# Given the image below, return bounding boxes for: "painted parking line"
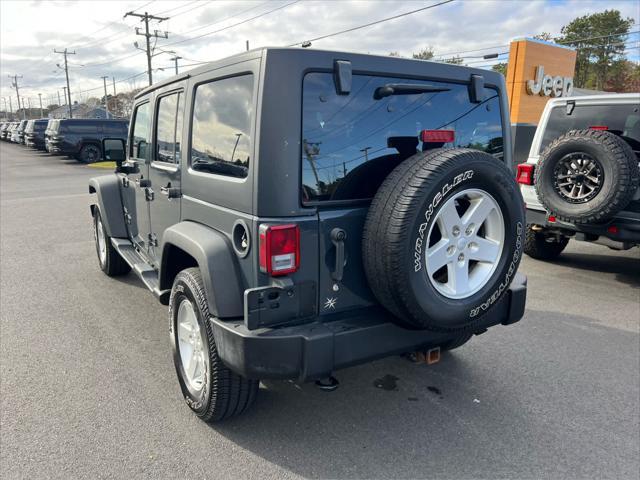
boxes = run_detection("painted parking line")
[87,161,116,169]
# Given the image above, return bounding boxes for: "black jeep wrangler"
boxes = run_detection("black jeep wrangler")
[89,48,527,422]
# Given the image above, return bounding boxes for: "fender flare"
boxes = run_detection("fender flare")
[88,174,127,238]
[160,222,244,319]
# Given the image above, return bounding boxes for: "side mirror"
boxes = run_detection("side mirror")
[103,138,127,171]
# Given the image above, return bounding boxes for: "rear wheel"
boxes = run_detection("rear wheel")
[523,224,569,260]
[170,268,259,423]
[79,144,102,164]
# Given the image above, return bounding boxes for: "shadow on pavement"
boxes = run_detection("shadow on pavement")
[554,249,640,287]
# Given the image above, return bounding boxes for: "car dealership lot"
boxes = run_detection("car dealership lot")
[0,141,638,479]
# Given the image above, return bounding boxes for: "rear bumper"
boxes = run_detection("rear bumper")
[211,273,527,381]
[526,207,640,243]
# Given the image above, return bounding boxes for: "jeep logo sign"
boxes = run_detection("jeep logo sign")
[526,65,574,97]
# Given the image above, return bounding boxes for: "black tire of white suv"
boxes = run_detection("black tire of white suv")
[170,268,259,422]
[535,129,639,224]
[363,149,525,331]
[523,224,569,260]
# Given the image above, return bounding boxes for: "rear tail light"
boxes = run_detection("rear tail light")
[607,225,618,234]
[589,125,608,131]
[259,224,300,276]
[548,215,557,223]
[420,129,455,143]
[516,163,535,185]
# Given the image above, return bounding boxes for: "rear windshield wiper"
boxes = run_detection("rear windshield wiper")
[373,83,451,100]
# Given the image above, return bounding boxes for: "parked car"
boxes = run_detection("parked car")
[23,119,49,150]
[3,122,16,141]
[517,93,640,258]
[44,119,60,152]
[0,122,13,140]
[48,118,129,162]
[11,120,28,143]
[89,48,527,422]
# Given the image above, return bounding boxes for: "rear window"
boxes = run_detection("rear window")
[103,122,128,135]
[540,103,640,153]
[301,72,504,202]
[60,122,99,134]
[190,74,254,178]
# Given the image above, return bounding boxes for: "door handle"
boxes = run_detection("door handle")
[330,228,347,282]
[134,177,151,188]
[160,186,181,199]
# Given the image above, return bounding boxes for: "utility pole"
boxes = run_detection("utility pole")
[112,76,117,96]
[54,48,76,118]
[169,55,182,75]
[101,76,110,118]
[27,97,32,119]
[8,74,24,119]
[124,11,169,86]
[38,93,44,118]
[57,90,62,106]
[9,97,13,118]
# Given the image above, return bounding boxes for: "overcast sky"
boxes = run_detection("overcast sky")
[1,0,638,108]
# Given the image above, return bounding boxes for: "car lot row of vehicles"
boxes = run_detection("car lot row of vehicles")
[0,117,128,163]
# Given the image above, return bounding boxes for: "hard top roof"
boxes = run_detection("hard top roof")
[134,46,505,99]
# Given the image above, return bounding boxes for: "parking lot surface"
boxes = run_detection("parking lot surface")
[1,141,639,479]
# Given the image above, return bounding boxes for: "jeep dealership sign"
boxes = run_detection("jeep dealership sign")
[526,65,574,97]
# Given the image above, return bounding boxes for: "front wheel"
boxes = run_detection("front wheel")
[93,209,130,276]
[170,268,259,423]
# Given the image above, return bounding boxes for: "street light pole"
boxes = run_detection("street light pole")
[38,93,44,118]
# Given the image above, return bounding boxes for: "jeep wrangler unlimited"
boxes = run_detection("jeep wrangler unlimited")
[90,48,527,422]
[517,93,640,259]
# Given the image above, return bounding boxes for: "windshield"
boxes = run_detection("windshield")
[540,103,640,154]
[301,72,504,202]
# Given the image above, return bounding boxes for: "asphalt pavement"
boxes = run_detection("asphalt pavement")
[1,141,639,479]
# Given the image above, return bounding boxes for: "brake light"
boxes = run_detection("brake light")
[607,225,618,234]
[589,126,608,131]
[548,215,556,223]
[259,224,300,276]
[420,129,455,143]
[516,163,535,185]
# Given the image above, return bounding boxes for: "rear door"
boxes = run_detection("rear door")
[301,71,506,316]
[147,89,184,265]
[124,101,152,257]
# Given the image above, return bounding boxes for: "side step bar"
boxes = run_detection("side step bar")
[111,238,170,304]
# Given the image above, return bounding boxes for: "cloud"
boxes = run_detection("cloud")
[1,0,638,104]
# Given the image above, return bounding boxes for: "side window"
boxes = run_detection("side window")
[130,102,151,159]
[190,74,253,178]
[155,92,184,164]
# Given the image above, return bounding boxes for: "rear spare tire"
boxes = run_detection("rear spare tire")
[535,129,639,223]
[363,149,525,331]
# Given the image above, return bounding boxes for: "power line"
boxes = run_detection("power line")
[286,0,456,47]
[433,29,640,60]
[162,1,269,39]
[161,0,300,48]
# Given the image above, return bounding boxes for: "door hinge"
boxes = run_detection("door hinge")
[123,207,132,225]
[122,177,130,188]
[145,188,154,201]
[148,233,158,247]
